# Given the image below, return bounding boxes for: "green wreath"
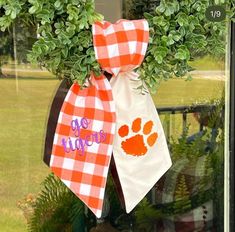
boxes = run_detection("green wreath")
[0,0,234,92]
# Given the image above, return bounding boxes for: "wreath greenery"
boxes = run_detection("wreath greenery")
[0,0,103,85]
[0,0,234,91]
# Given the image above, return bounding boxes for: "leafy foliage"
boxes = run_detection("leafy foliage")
[135,198,162,232]
[161,127,215,210]
[174,175,191,212]
[133,107,224,232]
[171,126,208,162]
[0,0,103,85]
[27,173,125,232]
[1,0,234,90]
[28,174,85,232]
[138,0,234,92]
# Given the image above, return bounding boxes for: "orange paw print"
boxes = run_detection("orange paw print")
[118,118,158,156]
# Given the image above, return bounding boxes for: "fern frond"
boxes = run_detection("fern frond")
[28,174,85,232]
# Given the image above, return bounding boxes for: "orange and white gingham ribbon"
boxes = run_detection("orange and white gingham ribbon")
[48,19,171,218]
[50,74,116,218]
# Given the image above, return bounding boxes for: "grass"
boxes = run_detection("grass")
[1,55,224,79]
[0,78,59,232]
[153,78,224,107]
[0,73,224,231]
[153,78,224,140]
[189,55,225,71]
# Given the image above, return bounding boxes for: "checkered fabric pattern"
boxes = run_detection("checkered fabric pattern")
[49,19,151,217]
[92,19,149,76]
[155,156,213,205]
[50,74,116,218]
[155,156,214,231]
[157,201,214,232]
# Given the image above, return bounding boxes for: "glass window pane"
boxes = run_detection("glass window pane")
[0,1,232,231]
[0,22,58,231]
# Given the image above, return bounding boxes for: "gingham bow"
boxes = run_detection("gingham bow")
[92,19,149,76]
[47,19,171,218]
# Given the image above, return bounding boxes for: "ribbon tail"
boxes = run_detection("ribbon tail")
[110,71,172,213]
[48,74,116,218]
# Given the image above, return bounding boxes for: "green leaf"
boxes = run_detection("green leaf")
[54,0,61,9]
[143,12,153,20]
[165,5,175,16]
[167,34,175,45]
[29,6,37,14]
[155,55,163,64]
[10,10,17,19]
[175,46,190,60]
[177,12,188,26]
[156,2,166,13]
[62,47,68,57]
[173,33,181,41]
[5,8,11,16]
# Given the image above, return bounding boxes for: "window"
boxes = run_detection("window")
[0,1,233,231]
